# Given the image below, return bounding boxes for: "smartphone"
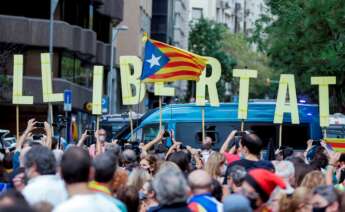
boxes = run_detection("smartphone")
[35,122,45,128]
[87,130,94,136]
[32,134,43,140]
[312,140,321,146]
[163,130,170,138]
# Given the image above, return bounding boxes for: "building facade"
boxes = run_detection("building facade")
[0,0,124,135]
[190,0,267,36]
[115,0,152,113]
[150,0,190,106]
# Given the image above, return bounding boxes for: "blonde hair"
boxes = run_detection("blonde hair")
[127,168,151,192]
[204,152,226,178]
[300,170,326,191]
[279,187,311,212]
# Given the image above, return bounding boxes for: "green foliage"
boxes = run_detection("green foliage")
[188,19,237,101]
[222,32,279,98]
[252,0,345,112]
[188,18,277,101]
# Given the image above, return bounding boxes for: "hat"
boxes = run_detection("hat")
[223,194,252,212]
[245,168,286,202]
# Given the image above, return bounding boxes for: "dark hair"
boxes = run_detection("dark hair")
[167,151,190,173]
[116,186,139,212]
[240,133,263,155]
[60,147,91,184]
[24,146,56,175]
[0,190,29,207]
[310,148,329,170]
[211,179,223,202]
[93,152,117,183]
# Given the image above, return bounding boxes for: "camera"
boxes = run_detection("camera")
[34,122,45,128]
[86,130,95,136]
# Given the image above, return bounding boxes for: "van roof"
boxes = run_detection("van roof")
[141,102,320,125]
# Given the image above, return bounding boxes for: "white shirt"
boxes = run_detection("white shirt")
[53,193,122,212]
[22,175,68,207]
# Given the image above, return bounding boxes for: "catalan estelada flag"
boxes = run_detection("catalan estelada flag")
[325,138,345,152]
[141,36,207,82]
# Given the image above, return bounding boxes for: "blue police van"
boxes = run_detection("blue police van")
[124,102,322,150]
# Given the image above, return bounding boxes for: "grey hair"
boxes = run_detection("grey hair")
[152,168,188,206]
[122,149,137,163]
[24,146,56,175]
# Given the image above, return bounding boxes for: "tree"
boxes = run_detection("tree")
[252,0,345,112]
[188,19,237,101]
[188,18,277,101]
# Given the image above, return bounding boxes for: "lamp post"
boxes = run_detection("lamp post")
[108,25,128,114]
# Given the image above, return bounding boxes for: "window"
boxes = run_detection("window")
[192,8,203,20]
[60,54,93,87]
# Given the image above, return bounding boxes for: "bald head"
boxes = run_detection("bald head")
[188,170,212,193]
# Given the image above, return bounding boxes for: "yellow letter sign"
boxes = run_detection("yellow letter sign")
[233,69,258,120]
[119,56,146,105]
[274,74,299,124]
[40,53,63,102]
[196,57,221,106]
[311,76,336,128]
[92,66,104,115]
[154,82,175,96]
[12,55,33,104]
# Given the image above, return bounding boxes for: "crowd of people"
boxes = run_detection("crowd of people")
[0,118,345,212]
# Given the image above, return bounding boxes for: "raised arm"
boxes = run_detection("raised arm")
[77,130,89,147]
[44,121,52,149]
[220,130,237,154]
[142,130,164,152]
[16,119,36,150]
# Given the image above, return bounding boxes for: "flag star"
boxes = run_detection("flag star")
[146,54,161,68]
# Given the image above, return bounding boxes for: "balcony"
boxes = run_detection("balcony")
[97,0,124,22]
[0,76,92,110]
[0,15,112,66]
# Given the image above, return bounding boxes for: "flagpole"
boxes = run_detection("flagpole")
[202,107,205,143]
[16,105,19,141]
[159,96,163,131]
[279,124,283,147]
[241,119,245,131]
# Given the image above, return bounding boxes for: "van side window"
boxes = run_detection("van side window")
[195,125,219,144]
[142,124,167,144]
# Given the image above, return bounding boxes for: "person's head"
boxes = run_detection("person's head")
[98,129,107,143]
[272,160,295,189]
[188,169,213,195]
[111,168,128,193]
[310,149,329,170]
[140,155,159,175]
[24,146,56,179]
[152,168,188,206]
[223,194,252,212]
[60,147,91,184]
[300,170,326,191]
[167,151,191,173]
[104,143,121,161]
[239,132,263,157]
[202,136,213,150]
[0,190,29,208]
[291,159,314,187]
[205,152,226,178]
[279,187,312,212]
[211,179,223,202]
[121,149,137,171]
[312,185,340,212]
[226,165,247,193]
[93,152,117,183]
[140,180,156,201]
[242,168,286,210]
[127,168,151,192]
[275,146,294,161]
[116,185,139,212]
